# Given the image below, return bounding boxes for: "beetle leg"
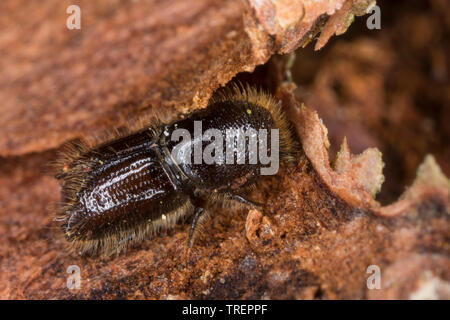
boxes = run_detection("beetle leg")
[225,193,263,209]
[187,206,204,248]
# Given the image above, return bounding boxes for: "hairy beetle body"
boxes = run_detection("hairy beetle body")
[55,86,297,256]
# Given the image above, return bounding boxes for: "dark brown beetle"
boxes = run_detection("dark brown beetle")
[55,86,296,256]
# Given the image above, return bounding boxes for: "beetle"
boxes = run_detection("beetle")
[55,85,297,256]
